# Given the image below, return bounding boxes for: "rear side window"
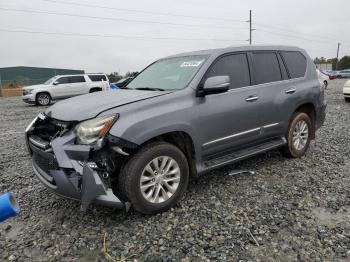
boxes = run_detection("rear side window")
[89,75,107,81]
[206,53,250,89]
[69,76,86,83]
[56,77,69,84]
[281,51,307,78]
[252,52,282,85]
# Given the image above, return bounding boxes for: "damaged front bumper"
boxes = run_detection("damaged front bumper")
[25,113,125,211]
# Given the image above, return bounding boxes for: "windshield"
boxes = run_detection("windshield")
[127,55,208,91]
[44,76,57,85]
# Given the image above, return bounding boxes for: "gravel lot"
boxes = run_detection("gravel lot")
[0,80,349,261]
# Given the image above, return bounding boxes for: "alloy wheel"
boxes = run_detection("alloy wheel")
[38,94,50,106]
[140,156,181,204]
[292,120,309,150]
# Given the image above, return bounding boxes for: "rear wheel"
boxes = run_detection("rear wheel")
[36,92,51,106]
[119,142,189,214]
[345,97,350,102]
[281,112,312,158]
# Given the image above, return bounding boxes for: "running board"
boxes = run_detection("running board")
[203,137,287,171]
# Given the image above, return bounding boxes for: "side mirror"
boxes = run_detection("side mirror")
[53,81,59,85]
[198,76,230,96]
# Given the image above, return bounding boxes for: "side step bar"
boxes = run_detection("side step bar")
[203,137,287,171]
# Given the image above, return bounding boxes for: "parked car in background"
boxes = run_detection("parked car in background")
[343,80,350,102]
[115,77,134,88]
[321,70,337,80]
[25,46,326,214]
[22,74,110,106]
[317,69,329,88]
[338,69,350,78]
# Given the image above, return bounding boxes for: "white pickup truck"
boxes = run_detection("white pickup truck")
[22,74,110,106]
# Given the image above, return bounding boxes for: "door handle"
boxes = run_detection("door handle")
[245,95,259,102]
[285,88,296,94]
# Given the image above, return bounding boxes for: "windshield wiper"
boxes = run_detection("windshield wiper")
[134,87,165,91]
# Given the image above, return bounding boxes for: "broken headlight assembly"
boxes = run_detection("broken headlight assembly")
[74,114,118,145]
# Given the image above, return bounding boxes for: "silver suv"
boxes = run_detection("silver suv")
[22,74,110,106]
[25,46,326,214]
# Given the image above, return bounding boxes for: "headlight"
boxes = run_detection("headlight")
[74,115,118,145]
[23,89,33,95]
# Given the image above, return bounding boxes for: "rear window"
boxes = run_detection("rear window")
[281,51,307,78]
[69,76,86,83]
[252,52,282,85]
[88,75,107,81]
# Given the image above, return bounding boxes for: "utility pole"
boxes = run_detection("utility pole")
[336,42,340,69]
[247,10,255,45]
[249,10,252,45]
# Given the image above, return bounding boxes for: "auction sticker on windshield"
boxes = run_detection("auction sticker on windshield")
[180,60,204,67]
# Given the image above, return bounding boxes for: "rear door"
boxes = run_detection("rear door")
[197,53,263,158]
[249,51,289,139]
[254,50,307,140]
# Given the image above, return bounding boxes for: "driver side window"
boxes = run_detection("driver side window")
[56,77,69,84]
[206,53,251,89]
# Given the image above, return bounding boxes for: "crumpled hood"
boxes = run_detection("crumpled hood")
[23,84,47,90]
[45,89,171,121]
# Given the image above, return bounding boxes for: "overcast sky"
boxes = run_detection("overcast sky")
[0,0,349,74]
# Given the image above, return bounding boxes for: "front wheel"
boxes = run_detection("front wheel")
[345,97,350,102]
[119,142,189,214]
[281,112,312,158]
[36,92,51,106]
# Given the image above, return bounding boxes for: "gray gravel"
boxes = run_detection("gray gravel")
[0,80,349,261]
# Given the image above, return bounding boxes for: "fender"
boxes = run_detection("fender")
[110,122,203,164]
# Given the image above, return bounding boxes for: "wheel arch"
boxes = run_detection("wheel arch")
[119,127,200,178]
[36,90,52,98]
[89,87,102,92]
[292,102,316,139]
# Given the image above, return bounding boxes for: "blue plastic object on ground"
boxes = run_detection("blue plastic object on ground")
[0,192,20,222]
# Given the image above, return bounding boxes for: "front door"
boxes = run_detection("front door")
[196,53,263,159]
[50,76,71,98]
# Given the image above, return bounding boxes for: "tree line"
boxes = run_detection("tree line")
[107,71,139,83]
[314,56,350,70]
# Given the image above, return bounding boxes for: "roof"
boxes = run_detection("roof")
[165,45,305,58]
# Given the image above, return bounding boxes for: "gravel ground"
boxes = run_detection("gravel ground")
[0,80,349,261]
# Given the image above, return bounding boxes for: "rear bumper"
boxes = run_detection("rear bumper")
[25,115,124,211]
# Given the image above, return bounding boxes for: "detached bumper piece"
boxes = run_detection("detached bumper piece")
[26,115,124,211]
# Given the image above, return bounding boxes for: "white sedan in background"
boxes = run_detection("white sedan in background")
[316,69,329,89]
[343,80,350,102]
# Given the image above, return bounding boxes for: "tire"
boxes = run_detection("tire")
[119,142,189,214]
[345,97,350,102]
[281,112,312,158]
[36,92,51,106]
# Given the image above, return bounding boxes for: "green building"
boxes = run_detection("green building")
[0,66,85,88]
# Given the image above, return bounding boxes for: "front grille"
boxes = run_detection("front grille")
[33,151,59,175]
[32,116,73,142]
